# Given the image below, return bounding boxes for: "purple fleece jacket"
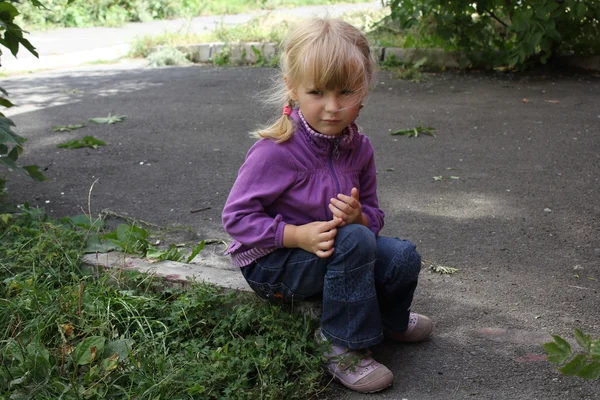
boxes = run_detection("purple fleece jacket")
[222,109,384,266]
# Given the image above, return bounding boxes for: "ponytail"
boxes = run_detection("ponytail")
[251,98,296,143]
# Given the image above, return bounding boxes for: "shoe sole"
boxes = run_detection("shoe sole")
[328,369,393,393]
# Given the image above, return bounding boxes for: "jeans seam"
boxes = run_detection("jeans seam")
[321,326,383,348]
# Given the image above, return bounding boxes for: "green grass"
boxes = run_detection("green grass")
[0,206,324,399]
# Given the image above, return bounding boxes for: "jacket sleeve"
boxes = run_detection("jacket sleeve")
[222,140,296,249]
[359,137,385,235]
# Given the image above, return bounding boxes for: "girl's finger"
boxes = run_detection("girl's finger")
[336,193,357,208]
[332,196,353,210]
[319,239,334,251]
[323,217,342,231]
[320,229,337,241]
[329,204,346,220]
[317,247,334,258]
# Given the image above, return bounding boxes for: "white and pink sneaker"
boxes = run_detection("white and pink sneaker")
[315,328,393,393]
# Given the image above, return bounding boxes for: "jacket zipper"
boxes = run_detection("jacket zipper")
[328,138,341,194]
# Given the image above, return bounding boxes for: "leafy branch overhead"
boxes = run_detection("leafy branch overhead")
[0,115,46,181]
[0,2,39,59]
[0,0,54,189]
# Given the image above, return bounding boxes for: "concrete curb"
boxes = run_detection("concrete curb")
[172,42,278,64]
[159,42,465,68]
[81,251,324,318]
[161,42,600,71]
[82,251,251,291]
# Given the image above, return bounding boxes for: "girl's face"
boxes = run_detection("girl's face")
[291,80,364,136]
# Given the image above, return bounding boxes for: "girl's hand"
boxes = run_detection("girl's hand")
[329,187,366,227]
[284,218,342,258]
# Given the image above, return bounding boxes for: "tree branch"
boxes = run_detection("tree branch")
[482,7,510,28]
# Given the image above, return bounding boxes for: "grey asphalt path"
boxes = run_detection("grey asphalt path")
[4,63,599,399]
[2,1,383,72]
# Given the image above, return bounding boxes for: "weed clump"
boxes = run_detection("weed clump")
[0,206,323,399]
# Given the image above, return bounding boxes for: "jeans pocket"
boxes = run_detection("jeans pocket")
[246,281,304,303]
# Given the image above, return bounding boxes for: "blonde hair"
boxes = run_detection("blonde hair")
[254,18,375,143]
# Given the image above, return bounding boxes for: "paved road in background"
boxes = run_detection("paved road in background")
[4,62,599,399]
[2,1,383,72]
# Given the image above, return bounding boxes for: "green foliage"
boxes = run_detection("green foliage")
[249,45,278,68]
[85,221,206,263]
[146,241,206,263]
[0,1,38,59]
[147,46,192,67]
[213,46,231,66]
[57,135,106,149]
[102,223,151,254]
[0,1,46,192]
[0,114,46,182]
[17,0,184,29]
[543,329,600,380]
[0,209,325,398]
[384,0,600,68]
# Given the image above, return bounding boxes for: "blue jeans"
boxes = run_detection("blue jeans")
[241,224,421,349]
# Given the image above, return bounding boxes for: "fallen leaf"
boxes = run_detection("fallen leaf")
[89,115,127,124]
[522,98,530,103]
[57,136,106,149]
[544,100,560,104]
[53,123,85,132]
[433,176,443,181]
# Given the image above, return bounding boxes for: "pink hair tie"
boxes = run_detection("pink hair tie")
[283,105,292,116]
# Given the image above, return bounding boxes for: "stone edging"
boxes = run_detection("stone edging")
[82,251,251,291]
[165,42,464,68]
[162,42,600,71]
[81,252,323,318]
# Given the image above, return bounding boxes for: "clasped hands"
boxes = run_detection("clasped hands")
[285,188,367,258]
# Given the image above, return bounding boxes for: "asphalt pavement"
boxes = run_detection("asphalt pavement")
[2,3,600,399]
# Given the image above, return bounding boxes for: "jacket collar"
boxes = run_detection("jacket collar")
[291,109,356,155]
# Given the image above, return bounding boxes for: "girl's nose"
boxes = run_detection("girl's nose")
[324,95,340,113]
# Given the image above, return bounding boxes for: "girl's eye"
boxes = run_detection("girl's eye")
[341,89,355,95]
[309,90,322,95]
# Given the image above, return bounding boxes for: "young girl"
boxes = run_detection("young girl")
[222,18,432,394]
